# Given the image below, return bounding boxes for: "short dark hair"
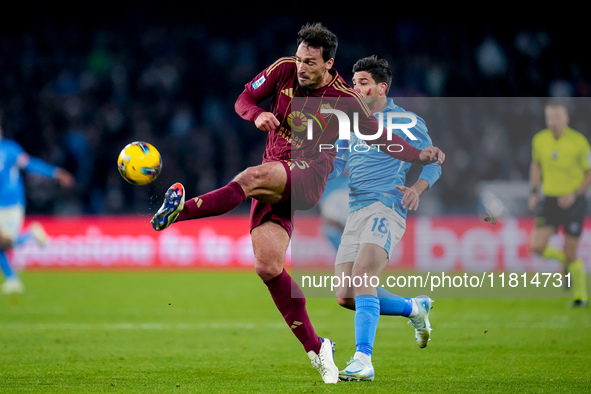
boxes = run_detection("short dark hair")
[296,22,338,62]
[352,55,393,94]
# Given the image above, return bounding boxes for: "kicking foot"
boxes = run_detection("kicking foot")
[2,278,24,294]
[151,183,185,231]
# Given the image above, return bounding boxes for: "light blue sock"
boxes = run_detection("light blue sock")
[354,294,380,356]
[0,250,17,280]
[15,231,32,247]
[376,287,414,317]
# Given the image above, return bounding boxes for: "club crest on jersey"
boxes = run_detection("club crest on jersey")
[252,75,266,90]
[287,107,328,134]
[287,111,308,133]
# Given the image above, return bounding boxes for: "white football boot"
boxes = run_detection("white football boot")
[29,221,49,248]
[151,183,185,231]
[339,356,375,381]
[408,295,433,348]
[1,278,25,294]
[307,337,339,384]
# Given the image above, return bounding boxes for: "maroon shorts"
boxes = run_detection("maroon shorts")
[249,156,331,238]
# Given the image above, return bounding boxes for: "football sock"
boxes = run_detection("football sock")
[176,181,246,222]
[354,350,372,365]
[354,294,380,357]
[569,259,588,300]
[376,287,414,317]
[264,269,322,354]
[541,245,567,265]
[15,231,32,247]
[0,250,16,280]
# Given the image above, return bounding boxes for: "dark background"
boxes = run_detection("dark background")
[1,3,588,215]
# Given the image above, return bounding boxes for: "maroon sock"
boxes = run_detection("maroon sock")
[265,269,322,354]
[176,181,246,222]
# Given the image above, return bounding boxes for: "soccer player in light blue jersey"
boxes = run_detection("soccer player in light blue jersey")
[331,56,443,381]
[0,122,74,294]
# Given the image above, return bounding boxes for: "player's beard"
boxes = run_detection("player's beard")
[298,69,325,89]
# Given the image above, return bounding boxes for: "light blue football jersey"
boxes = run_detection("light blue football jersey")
[0,138,26,207]
[331,99,441,219]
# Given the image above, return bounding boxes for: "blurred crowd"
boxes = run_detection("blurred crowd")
[1,8,589,216]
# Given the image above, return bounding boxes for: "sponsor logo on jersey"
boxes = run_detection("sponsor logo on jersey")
[252,75,266,90]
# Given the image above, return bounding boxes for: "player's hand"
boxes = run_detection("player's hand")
[419,146,445,165]
[557,193,576,209]
[396,185,420,211]
[255,112,280,132]
[55,168,75,188]
[528,193,539,212]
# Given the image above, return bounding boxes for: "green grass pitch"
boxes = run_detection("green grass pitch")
[1,270,590,393]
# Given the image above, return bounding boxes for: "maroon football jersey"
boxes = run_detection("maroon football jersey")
[235,57,422,166]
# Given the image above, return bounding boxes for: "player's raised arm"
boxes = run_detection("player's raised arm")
[235,89,267,124]
[350,93,445,165]
[17,152,75,188]
[235,57,293,131]
[364,115,445,165]
[418,145,445,166]
[235,66,274,123]
[254,112,280,132]
[235,87,280,132]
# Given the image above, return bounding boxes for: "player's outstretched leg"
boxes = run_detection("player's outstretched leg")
[408,295,434,348]
[29,222,49,248]
[0,250,24,294]
[151,183,185,231]
[308,337,339,384]
[152,180,248,231]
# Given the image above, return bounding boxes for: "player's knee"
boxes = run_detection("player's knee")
[0,237,13,251]
[529,241,546,255]
[254,257,283,282]
[234,166,266,193]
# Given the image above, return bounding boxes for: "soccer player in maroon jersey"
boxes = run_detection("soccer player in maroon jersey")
[151,23,445,384]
